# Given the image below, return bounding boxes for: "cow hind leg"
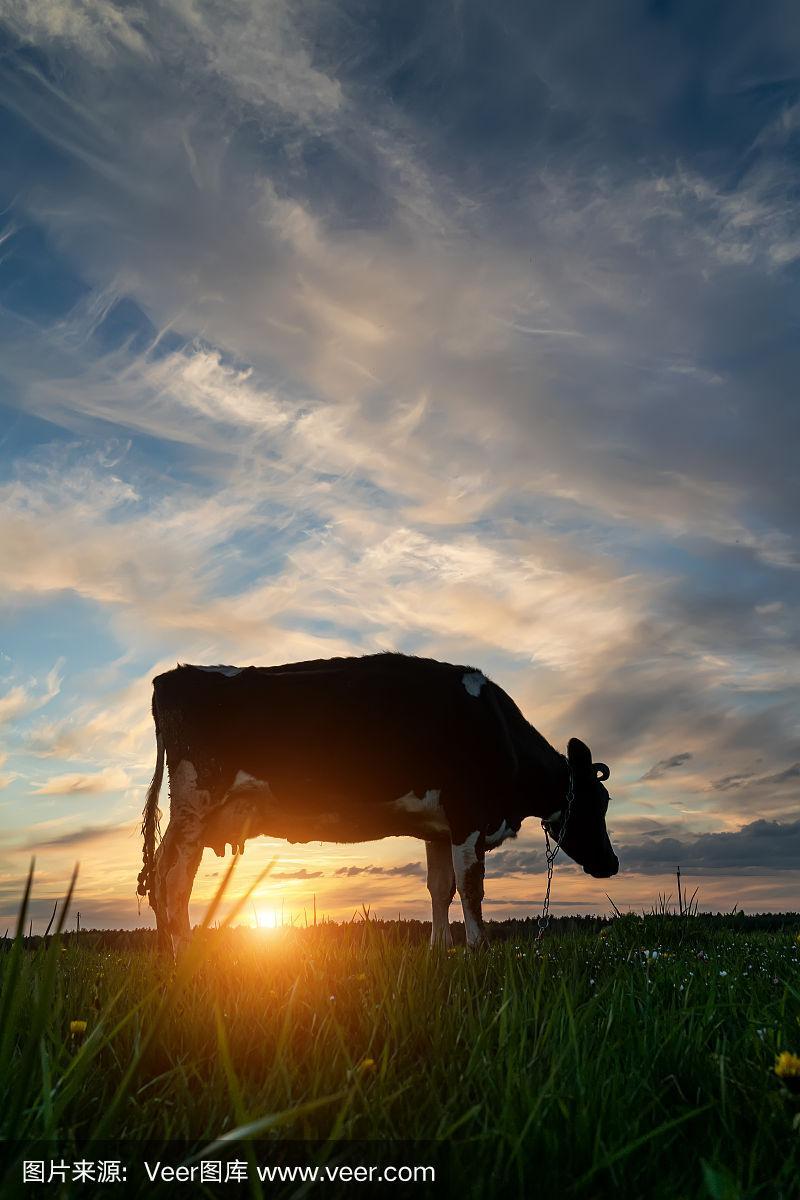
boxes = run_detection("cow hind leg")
[426,839,455,949]
[153,818,203,957]
[452,832,486,948]
[149,840,172,954]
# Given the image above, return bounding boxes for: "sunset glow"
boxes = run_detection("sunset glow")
[252,908,282,932]
[1,2,798,933]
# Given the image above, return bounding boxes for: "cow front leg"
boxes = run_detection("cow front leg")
[452,832,486,948]
[154,818,203,957]
[426,839,455,949]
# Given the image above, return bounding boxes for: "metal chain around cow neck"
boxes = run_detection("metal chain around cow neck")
[537,762,575,942]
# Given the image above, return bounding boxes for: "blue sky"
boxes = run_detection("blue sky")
[1,0,798,928]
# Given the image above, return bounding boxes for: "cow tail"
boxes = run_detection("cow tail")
[136,693,164,898]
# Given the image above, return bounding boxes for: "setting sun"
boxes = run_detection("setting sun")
[252,908,281,931]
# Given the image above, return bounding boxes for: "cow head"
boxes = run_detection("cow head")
[542,737,619,878]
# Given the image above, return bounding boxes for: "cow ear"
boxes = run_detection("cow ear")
[594,762,610,781]
[567,737,592,771]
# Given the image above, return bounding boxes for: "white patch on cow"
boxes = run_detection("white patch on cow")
[462,670,486,697]
[195,664,243,676]
[392,789,449,835]
[171,758,198,790]
[452,830,480,872]
[485,819,515,849]
[394,788,441,812]
[230,770,273,796]
[170,759,211,814]
[154,803,205,955]
[452,831,484,947]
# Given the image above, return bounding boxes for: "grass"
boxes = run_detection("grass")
[1,872,799,1198]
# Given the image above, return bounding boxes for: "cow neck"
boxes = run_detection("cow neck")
[518,743,571,822]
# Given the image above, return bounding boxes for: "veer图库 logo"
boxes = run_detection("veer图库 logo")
[140,1159,436,1185]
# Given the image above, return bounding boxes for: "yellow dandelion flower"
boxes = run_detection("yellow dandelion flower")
[358,1057,377,1074]
[69,1020,87,1036]
[353,973,367,982]
[775,1051,800,1077]
[775,1051,800,1092]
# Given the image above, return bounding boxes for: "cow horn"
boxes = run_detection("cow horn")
[594,762,610,781]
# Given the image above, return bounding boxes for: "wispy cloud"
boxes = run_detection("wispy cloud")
[0,661,63,725]
[2,0,149,62]
[269,868,324,882]
[640,753,693,781]
[31,767,130,795]
[333,863,425,878]
[23,821,128,849]
[712,762,800,792]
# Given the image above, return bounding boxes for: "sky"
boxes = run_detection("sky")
[0,0,798,931]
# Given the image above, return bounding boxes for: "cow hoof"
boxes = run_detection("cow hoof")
[466,937,488,951]
[169,931,193,959]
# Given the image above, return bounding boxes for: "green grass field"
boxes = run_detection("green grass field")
[2,874,799,1199]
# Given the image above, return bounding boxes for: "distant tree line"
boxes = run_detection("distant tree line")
[4,908,799,951]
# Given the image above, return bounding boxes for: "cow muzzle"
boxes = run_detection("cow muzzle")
[584,854,619,879]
